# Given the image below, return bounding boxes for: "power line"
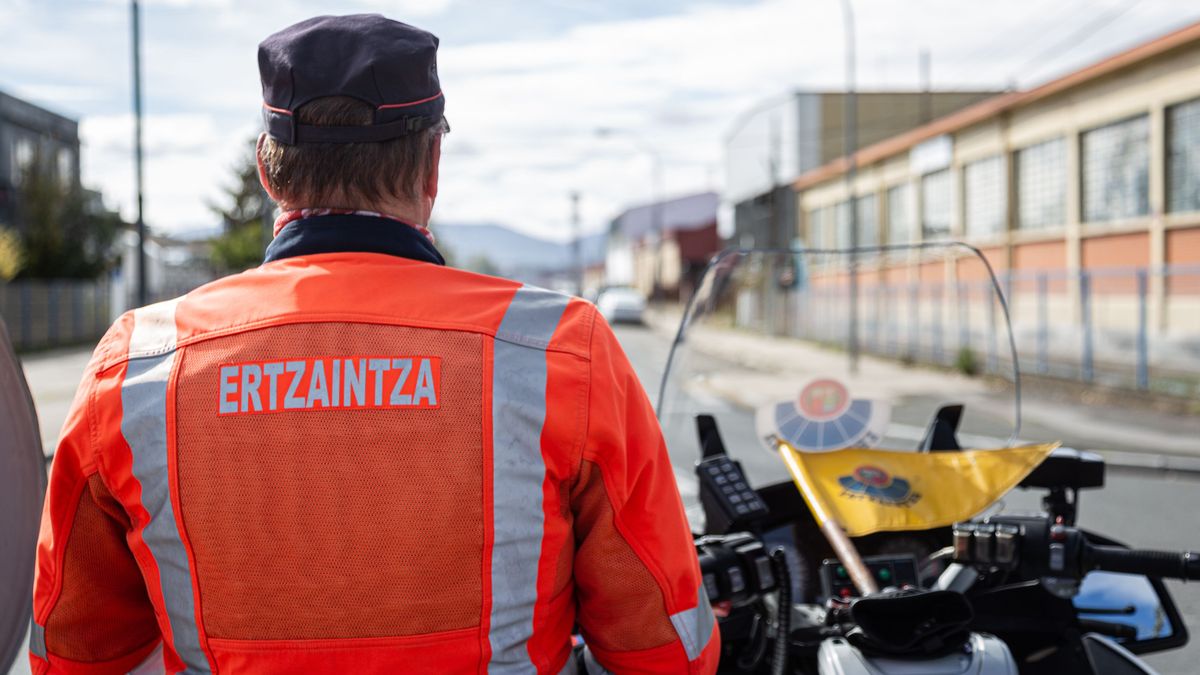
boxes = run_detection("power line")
[1010,0,1145,85]
[936,0,1090,85]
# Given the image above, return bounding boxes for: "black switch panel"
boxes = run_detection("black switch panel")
[697,455,769,533]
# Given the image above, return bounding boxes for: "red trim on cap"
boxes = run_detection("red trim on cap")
[262,102,293,116]
[377,91,444,110]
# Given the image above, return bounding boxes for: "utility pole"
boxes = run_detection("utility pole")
[842,0,859,374]
[919,48,932,123]
[131,0,147,306]
[570,191,582,296]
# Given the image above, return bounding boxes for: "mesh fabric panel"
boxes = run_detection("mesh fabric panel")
[174,322,484,640]
[44,474,160,662]
[571,461,678,652]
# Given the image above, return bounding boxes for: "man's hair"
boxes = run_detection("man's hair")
[258,96,447,207]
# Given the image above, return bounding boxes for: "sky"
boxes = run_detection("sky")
[1,0,1198,242]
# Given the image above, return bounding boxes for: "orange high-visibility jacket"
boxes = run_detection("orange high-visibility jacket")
[30,217,718,675]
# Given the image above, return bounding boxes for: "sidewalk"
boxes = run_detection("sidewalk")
[647,308,1200,461]
[18,345,93,456]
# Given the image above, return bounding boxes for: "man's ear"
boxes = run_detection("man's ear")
[256,133,281,202]
[424,133,441,203]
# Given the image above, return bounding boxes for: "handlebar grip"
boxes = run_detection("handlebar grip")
[1087,545,1200,581]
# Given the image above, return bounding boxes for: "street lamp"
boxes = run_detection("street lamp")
[595,127,665,302]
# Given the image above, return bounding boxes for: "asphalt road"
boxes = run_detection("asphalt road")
[611,321,1200,674]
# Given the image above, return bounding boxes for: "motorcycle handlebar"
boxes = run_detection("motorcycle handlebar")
[1085,545,1200,581]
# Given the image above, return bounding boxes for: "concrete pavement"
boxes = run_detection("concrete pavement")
[18,346,92,457]
[645,309,1200,460]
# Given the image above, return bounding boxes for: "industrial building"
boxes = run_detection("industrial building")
[0,89,81,227]
[787,20,1200,391]
[725,90,1002,249]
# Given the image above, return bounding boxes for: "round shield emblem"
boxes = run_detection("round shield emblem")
[797,378,850,421]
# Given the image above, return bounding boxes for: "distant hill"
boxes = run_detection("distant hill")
[434,222,605,275]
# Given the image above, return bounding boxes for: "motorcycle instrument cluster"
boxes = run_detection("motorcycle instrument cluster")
[818,555,920,601]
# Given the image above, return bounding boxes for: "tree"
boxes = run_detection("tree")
[465,254,500,276]
[12,151,120,279]
[209,140,271,272]
[0,227,20,280]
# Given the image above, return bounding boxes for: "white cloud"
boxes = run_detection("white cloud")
[80,112,257,230]
[2,0,1196,243]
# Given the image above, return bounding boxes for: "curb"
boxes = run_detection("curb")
[1096,450,1200,477]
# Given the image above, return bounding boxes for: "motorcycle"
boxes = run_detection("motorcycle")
[658,244,1199,674]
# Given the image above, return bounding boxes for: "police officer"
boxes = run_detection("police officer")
[31,14,717,674]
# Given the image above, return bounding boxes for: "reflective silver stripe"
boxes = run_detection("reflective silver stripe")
[488,286,569,673]
[494,286,572,350]
[127,298,181,357]
[669,585,717,662]
[121,300,210,674]
[29,618,45,659]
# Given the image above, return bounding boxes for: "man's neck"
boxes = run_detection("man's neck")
[280,200,427,226]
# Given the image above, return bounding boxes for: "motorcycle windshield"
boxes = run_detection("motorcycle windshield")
[657,244,1023,492]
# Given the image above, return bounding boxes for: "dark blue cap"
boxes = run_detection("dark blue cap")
[258,14,445,145]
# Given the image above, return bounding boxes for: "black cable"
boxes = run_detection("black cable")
[769,548,792,675]
[735,608,769,672]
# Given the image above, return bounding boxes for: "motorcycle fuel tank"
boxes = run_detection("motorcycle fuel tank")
[817,632,1018,675]
[0,320,46,672]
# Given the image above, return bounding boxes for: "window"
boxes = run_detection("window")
[12,137,34,186]
[57,147,75,187]
[808,206,839,249]
[964,155,1006,237]
[805,208,825,248]
[1081,115,1149,223]
[887,184,912,245]
[855,194,878,247]
[1168,97,1200,213]
[1016,138,1066,230]
[921,169,954,239]
[834,200,851,249]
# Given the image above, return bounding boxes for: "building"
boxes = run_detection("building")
[0,89,81,226]
[789,20,1200,390]
[606,191,720,300]
[725,90,1002,248]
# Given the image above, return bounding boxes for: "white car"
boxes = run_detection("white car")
[596,287,646,324]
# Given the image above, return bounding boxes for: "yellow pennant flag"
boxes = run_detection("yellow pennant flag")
[778,441,1060,537]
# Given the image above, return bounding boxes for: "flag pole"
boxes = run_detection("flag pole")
[778,444,879,595]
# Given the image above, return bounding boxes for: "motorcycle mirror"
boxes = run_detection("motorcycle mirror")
[0,319,46,672]
[1073,570,1188,656]
[1080,634,1159,675]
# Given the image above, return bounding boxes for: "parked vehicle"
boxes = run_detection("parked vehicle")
[596,285,647,324]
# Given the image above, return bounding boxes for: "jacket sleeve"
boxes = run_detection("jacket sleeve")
[571,315,719,674]
[30,354,162,675]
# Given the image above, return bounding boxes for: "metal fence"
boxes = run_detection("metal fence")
[0,278,113,352]
[750,263,1200,398]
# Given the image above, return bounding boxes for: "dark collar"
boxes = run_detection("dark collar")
[263,213,445,266]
